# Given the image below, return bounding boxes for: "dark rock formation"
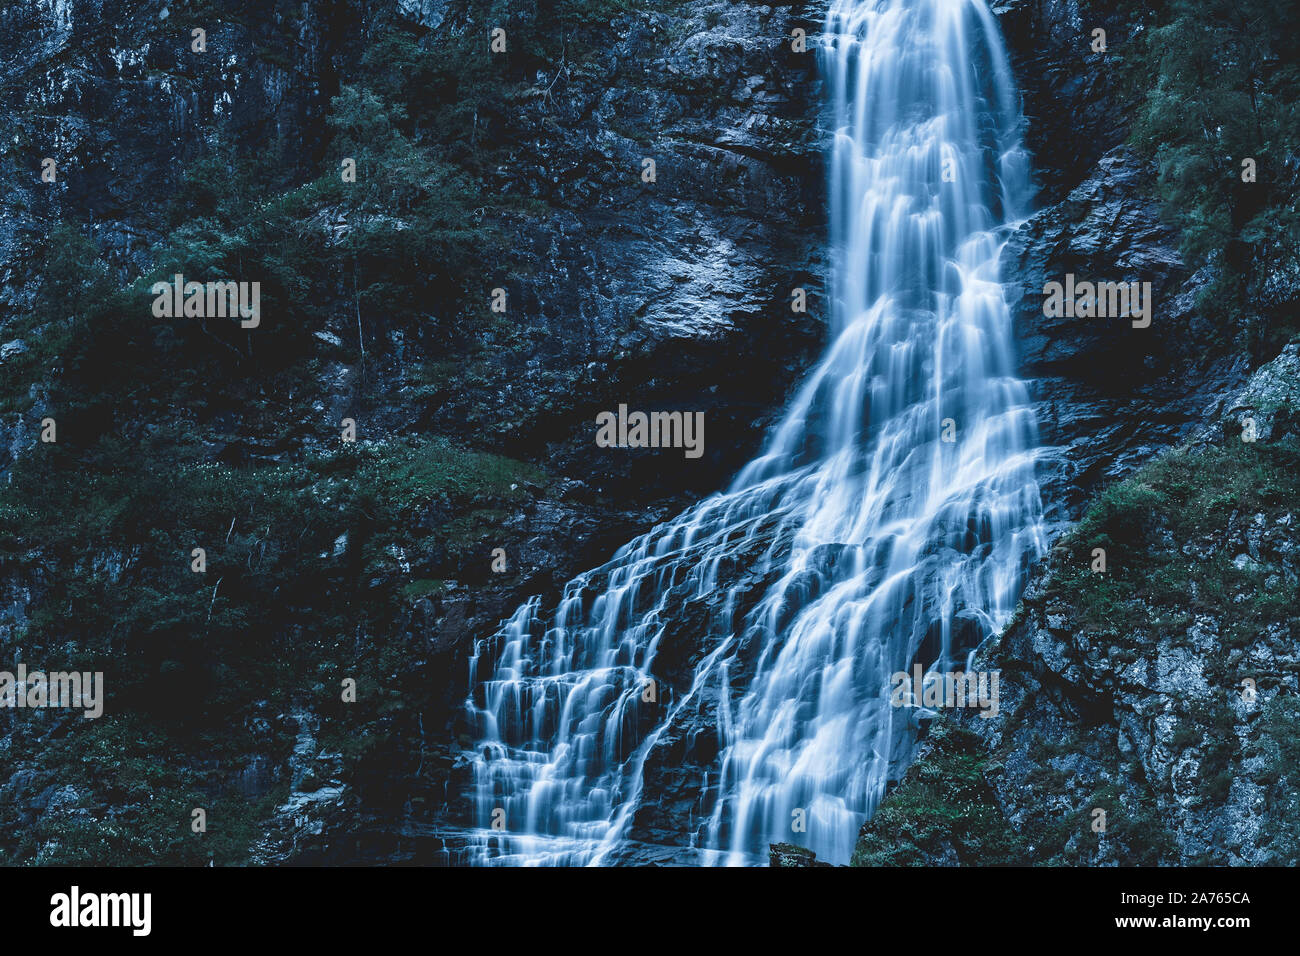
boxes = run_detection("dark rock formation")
[770,841,830,866]
[432,0,830,497]
[993,0,1132,203]
[988,3,1255,531]
[0,0,364,286]
[1003,145,1249,525]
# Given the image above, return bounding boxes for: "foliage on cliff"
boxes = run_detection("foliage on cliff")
[0,7,551,864]
[1117,0,1300,351]
[852,721,1028,866]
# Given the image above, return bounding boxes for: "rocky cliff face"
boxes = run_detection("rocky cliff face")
[1,0,1293,867]
[993,0,1131,202]
[0,0,362,298]
[991,0,1251,530]
[427,0,830,497]
[0,0,829,864]
[1,0,824,488]
[1005,145,1249,527]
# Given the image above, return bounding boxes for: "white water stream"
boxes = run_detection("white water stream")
[462,0,1045,866]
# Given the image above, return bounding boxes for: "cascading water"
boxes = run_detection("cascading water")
[460,0,1046,866]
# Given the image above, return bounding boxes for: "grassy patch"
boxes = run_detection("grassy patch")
[852,721,1027,866]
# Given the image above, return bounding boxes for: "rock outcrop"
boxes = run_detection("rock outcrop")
[856,345,1300,866]
[1003,146,1249,525]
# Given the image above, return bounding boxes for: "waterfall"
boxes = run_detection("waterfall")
[460,0,1045,867]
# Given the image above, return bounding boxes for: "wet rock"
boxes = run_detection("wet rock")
[994,0,1133,201]
[770,841,831,867]
[1004,146,1247,523]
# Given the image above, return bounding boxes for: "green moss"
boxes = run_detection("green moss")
[0,433,546,864]
[852,721,1027,866]
[1082,780,1179,865]
[401,578,447,600]
[1043,440,1300,656]
[0,716,293,867]
[1254,696,1300,860]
